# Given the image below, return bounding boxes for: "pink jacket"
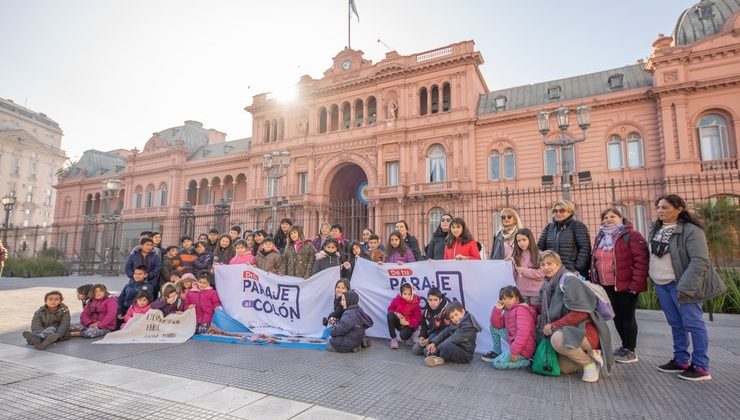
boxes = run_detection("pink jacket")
[230,253,255,265]
[514,250,544,297]
[80,295,118,331]
[122,303,151,328]
[491,303,537,359]
[184,287,221,324]
[387,293,422,329]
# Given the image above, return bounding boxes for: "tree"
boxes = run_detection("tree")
[694,196,740,265]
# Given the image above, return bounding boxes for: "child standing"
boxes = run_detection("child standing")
[122,292,152,329]
[384,231,416,264]
[323,278,351,326]
[412,288,449,356]
[424,301,482,366]
[176,236,198,275]
[185,274,222,334]
[387,283,422,349]
[160,246,180,288]
[312,238,347,275]
[213,234,235,266]
[489,286,536,369]
[79,284,118,338]
[22,291,71,350]
[193,241,214,280]
[511,228,544,304]
[281,226,317,279]
[366,234,385,263]
[230,239,255,265]
[118,265,154,322]
[151,283,185,317]
[327,291,374,353]
[254,237,283,274]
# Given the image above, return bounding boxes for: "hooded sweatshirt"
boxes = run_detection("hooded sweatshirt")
[122,303,151,328]
[419,296,450,339]
[430,311,482,361]
[329,291,374,352]
[387,289,422,329]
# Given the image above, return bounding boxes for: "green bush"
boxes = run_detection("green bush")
[638,268,740,314]
[3,257,68,277]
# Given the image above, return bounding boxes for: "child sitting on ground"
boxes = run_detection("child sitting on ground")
[255,237,283,274]
[185,273,222,334]
[387,283,422,349]
[78,284,118,338]
[424,301,482,367]
[22,290,71,350]
[118,265,154,322]
[489,286,536,369]
[482,288,508,363]
[412,288,449,356]
[76,284,94,309]
[230,239,255,265]
[327,291,374,353]
[323,278,350,326]
[151,283,185,317]
[122,291,152,329]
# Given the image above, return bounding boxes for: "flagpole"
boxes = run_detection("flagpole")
[347,0,351,48]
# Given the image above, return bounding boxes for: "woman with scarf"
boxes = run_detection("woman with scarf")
[490,208,523,260]
[648,194,725,382]
[537,200,592,279]
[590,208,648,364]
[539,250,614,383]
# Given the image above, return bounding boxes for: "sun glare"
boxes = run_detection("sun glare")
[273,85,297,102]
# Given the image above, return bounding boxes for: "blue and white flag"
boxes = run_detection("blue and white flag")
[349,0,360,21]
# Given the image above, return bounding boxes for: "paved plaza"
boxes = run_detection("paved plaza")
[1,275,738,420]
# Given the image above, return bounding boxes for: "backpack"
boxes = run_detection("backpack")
[559,272,615,321]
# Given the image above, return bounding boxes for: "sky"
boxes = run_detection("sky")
[1,0,697,161]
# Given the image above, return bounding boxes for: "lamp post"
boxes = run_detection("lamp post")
[537,104,591,200]
[101,179,122,275]
[2,192,17,246]
[262,150,290,235]
[179,201,195,239]
[213,198,231,234]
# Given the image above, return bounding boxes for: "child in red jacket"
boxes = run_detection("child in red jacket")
[387,283,422,349]
[185,273,222,334]
[489,286,536,369]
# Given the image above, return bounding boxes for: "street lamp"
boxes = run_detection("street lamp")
[101,179,122,275]
[537,104,591,199]
[262,150,290,234]
[2,192,17,246]
[213,198,231,234]
[179,201,195,239]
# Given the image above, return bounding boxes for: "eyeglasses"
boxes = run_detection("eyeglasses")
[552,208,568,214]
[500,215,514,220]
[440,217,452,222]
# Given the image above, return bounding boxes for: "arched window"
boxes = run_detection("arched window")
[93,192,101,214]
[489,151,501,181]
[278,117,285,140]
[341,102,351,129]
[84,194,93,215]
[319,107,327,133]
[187,180,198,205]
[199,179,210,205]
[608,133,644,169]
[544,146,575,176]
[426,144,447,182]
[427,207,445,242]
[698,114,731,161]
[145,185,155,208]
[607,135,624,169]
[442,82,451,112]
[159,183,168,207]
[430,85,439,114]
[626,133,644,168]
[354,99,364,127]
[419,87,428,116]
[503,148,516,179]
[271,119,278,142]
[133,187,143,209]
[222,175,234,202]
[367,97,377,125]
[263,120,270,143]
[330,104,339,131]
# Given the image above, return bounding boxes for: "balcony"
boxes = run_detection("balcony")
[701,158,738,172]
[408,180,460,196]
[375,185,406,199]
[121,207,170,217]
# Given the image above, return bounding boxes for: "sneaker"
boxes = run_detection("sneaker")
[35,333,59,351]
[582,363,600,382]
[678,365,712,382]
[591,349,604,369]
[657,359,690,373]
[615,349,639,364]
[23,331,41,346]
[404,336,415,346]
[361,337,371,348]
[613,347,627,357]
[425,356,445,367]
[389,338,398,349]
[480,351,498,363]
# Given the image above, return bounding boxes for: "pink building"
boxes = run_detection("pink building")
[53,1,740,266]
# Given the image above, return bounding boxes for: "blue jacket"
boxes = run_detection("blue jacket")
[125,250,162,285]
[193,252,213,277]
[118,279,154,316]
[329,304,373,352]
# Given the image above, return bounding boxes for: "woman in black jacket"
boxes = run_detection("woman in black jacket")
[537,200,592,278]
[425,213,453,260]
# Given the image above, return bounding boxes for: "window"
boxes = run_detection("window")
[489,152,501,181]
[278,117,285,140]
[547,85,562,101]
[698,114,731,161]
[419,88,428,115]
[608,134,644,169]
[330,104,339,131]
[63,198,71,216]
[428,207,445,242]
[386,161,400,186]
[263,120,270,143]
[442,83,451,112]
[385,223,396,238]
[341,102,351,129]
[267,177,278,198]
[504,149,516,179]
[633,204,649,236]
[44,190,52,206]
[26,185,33,203]
[544,146,574,176]
[11,157,19,176]
[159,184,168,207]
[626,133,644,168]
[431,85,439,114]
[133,187,143,209]
[367,97,377,125]
[354,100,364,127]
[608,74,624,90]
[319,107,327,133]
[426,144,446,182]
[491,211,501,238]
[145,185,154,208]
[298,172,308,194]
[608,135,624,169]
[494,96,507,111]
[30,162,37,178]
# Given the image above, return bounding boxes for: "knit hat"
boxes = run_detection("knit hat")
[181,273,196,281]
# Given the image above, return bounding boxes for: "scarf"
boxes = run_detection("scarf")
[294,241,305,252]
[500,226,517,245]
[597,224,625,251]
[650,223,676,258]
[537,265,566,330]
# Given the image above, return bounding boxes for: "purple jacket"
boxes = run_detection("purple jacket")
[80,295,118,331]
[384,249,416,264]
[151,296,184,317]
[184,287,221,324]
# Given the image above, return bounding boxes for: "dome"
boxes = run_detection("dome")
[672,0,740,46]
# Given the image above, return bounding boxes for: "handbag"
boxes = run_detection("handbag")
[531,337,561,376]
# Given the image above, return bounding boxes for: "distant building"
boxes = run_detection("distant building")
[53,1,740,263]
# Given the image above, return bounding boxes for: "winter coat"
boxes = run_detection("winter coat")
[230,253,255,265]
[329,304,374,352]
[387,293,422,329]
[403,234,423,261]
[255,249,283,274]
[537,216,592,278]
[118,279,154,316]
[490,230,517,260]
[514,250,545,297]
[344,253,369,280]
[311,235,330,253]
[213,246,235,266]
[281,241,317,279]
[176,247,198,275]
[591,224,649,292]
[122,303,151,327]
[80,295,118,331]
[327,296,344,320]
[151,296,185,317]
[193,252,214,277]
[384,249,416,264]
[491,303,537,359]
[419,297,449,339]
[312,252,344,275]
[274,230,290,254]
[443,237,482,260]
[31,303,71,339]
[430,311,481,360]
[124,249,162,285]
[161,255,180,284]
[425,228,448,260]
[184,287,221,324]
[205,239,218,255]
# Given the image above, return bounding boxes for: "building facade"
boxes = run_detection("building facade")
[53,1,740,265]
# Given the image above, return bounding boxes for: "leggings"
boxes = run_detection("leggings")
[387,312,414,340]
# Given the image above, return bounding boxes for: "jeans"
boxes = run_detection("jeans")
[387,312,414,340]
[655,282,709,369]
[604,286,639,351]
[430,341,473,363]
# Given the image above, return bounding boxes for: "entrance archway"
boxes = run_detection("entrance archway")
[328,164,368,241]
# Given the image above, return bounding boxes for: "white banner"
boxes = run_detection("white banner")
[93,308,196,344]
[351,258,515,353]
[215,264,339,338]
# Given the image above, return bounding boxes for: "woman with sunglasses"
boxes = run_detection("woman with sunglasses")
[425,213,453,260]
[490,208,523,260]
[537,200,592,279]
[443,217,481,260]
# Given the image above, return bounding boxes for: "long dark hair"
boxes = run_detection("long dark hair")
[650,194,705,237]
[287,225,305,245]
[433,213,453,237]
[387,230,409,255]
[445,217,474,247]
[512,228,538,268]
[349,241,365,257]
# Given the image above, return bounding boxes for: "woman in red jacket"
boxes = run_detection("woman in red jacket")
[444,217,481,260]
[590,208,649,364]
